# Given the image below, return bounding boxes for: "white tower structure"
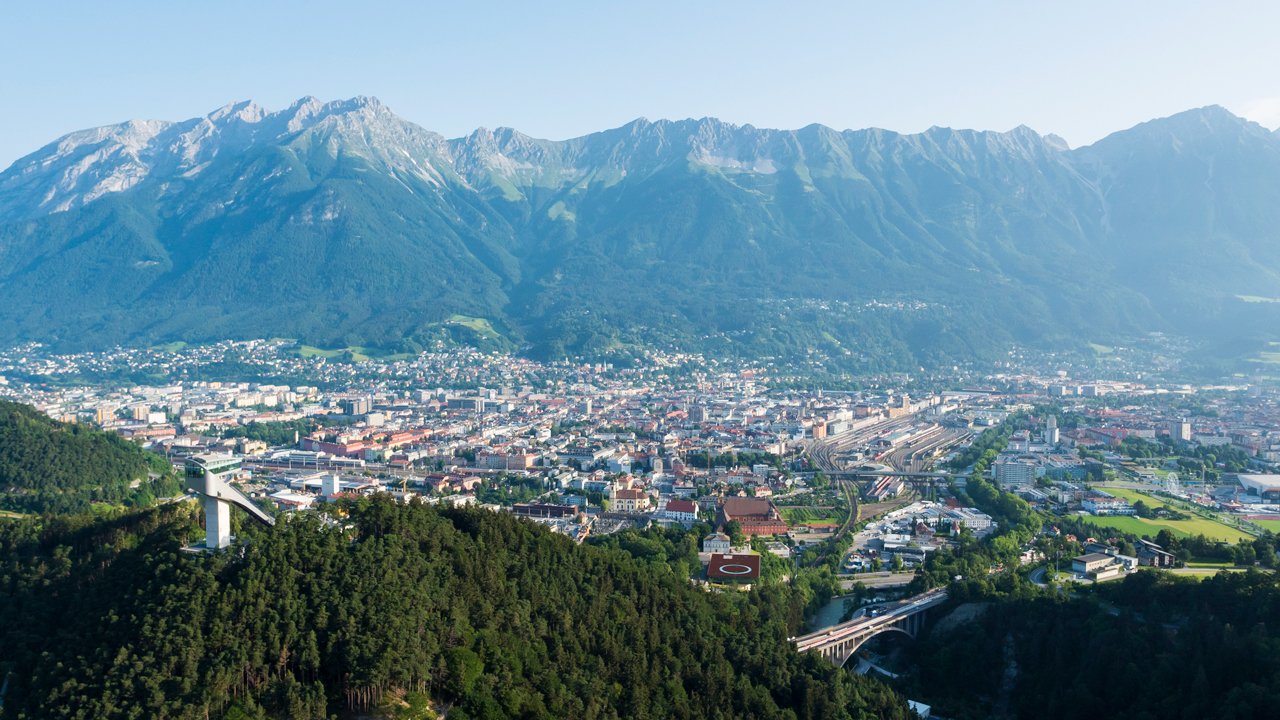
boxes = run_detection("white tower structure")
[185,454,275,549]
[1045,415,1060,445]
[322,473,342,499]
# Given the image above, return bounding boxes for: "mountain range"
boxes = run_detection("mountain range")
[2,97,1279,371]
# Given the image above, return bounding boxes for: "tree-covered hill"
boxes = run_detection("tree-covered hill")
[3,99,1280,370]
[0,498,911,719]
[0,400,179,513]
[907,570,1280,720]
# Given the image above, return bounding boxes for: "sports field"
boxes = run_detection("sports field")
[1087,486,1254,542]
[1083,514,1251,543]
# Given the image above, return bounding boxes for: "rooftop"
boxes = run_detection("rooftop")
[1239,474,1280,491]
[1075,552,1113,563]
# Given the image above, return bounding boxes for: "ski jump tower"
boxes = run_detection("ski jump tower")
[184,454,275,549]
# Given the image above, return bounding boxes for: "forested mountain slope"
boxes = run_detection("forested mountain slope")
[0,499,910,719]
[909,570,1280,720]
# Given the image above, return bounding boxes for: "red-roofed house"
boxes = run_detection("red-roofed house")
[663,498,699,523]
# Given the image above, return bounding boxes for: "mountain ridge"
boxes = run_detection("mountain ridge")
[1,97,1278,371]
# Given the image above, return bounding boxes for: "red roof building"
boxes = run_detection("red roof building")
[708,553,762,580]
[663,498,699,522]
[718,497,787,536]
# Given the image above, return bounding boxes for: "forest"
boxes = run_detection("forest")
[0,497,911,719]
[906,570,1280,720]
[0,400,180,513]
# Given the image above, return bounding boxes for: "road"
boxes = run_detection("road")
[840,571,916,590]
[1027,565,1049,587]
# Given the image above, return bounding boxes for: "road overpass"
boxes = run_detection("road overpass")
[839,571,916,590]
[791,588,948,667]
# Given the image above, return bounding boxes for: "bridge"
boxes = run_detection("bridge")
[791,588,948,667]
[823,469,952,479]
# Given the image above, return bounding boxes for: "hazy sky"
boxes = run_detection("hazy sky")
[2,1,1278,169]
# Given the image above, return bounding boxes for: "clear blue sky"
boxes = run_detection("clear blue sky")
[2,0,1278,169]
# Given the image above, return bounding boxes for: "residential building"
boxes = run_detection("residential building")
[1136,539,1176,568]
[1083,495,1134,515]
[663,498,699,523]
[1170,418,1192,443]
[946,507,994,537]
[702,532,731,553]
[995,457,1040,487]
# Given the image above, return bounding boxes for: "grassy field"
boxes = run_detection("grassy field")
[1100,487,1172,508]
[150,341,189,353]
[779,506,845,526]
[1249,518,1280,532]
[1247,341,1280,366]
[1092,486,1255,543]
[295,345,416,362]
[1167,567,1252,580]
[446,314,502,340]
[1083,514,1252,543]
[298,345,371,361]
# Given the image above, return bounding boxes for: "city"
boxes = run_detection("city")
[6,339,1280,717]
[6,339,1280,577]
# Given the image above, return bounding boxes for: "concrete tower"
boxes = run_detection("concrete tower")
[322,473,342,499]
[185,454,275,549]
[1045,415,1059,445]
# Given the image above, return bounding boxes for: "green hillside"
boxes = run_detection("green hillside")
[0,498,911,719]
[908,571,1280,720]
[0,401,179,513]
